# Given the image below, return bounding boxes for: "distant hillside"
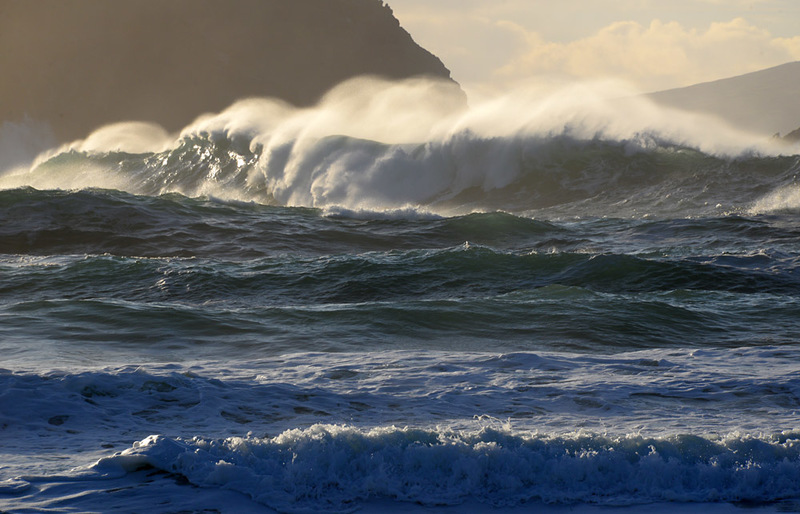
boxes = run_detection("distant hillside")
[784,127,800,143]
[0,0,462,142]
[646,61,800,137]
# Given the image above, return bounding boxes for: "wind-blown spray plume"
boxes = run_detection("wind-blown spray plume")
[1,77,797,216]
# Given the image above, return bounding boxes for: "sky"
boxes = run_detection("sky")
[386,0,800,96]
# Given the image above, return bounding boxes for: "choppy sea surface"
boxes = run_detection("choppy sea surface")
[2,79,800,512]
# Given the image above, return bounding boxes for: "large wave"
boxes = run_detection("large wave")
[2,77,799,217]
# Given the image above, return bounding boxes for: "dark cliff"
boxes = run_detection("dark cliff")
[0,0,461,142]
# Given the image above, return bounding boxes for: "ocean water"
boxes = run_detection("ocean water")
[1,78,800,513]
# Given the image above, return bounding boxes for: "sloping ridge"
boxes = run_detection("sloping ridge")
[0,0,462,143]
[646,61,800,136]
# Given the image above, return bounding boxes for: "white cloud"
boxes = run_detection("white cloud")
[492,17,800,92]
[387,1,800,94]
[390,8,527,86]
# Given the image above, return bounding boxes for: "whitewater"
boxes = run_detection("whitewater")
[1,77,800,513]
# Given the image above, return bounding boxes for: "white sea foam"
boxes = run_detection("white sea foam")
[1,77,791,215]
[103,427,800,511]
[1,344,799,511]
[1,347,798,471]
[11,425,800,513]
[749,183,800,214]
[321,205,445,220]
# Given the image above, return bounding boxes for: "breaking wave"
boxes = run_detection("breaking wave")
[72,427,800,512]
[2,77,798,218]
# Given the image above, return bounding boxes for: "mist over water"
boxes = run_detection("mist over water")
[3,76,796,217]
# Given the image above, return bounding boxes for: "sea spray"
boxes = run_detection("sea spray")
[2,77,793,216]
[82,428,800,512]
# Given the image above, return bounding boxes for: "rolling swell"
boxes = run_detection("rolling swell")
[3,191,800,354]
[0,188,562,257]
[5,187,800,257]
[5,235,800,304]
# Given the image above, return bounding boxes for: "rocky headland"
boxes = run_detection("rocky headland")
[0,0,461,142]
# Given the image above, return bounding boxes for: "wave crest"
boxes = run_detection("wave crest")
[3,78,798,217]
[92,427,800,512]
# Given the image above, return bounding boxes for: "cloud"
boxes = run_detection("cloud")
[493,17,800,91]
[390,8,529,87]
[388,0,800,94]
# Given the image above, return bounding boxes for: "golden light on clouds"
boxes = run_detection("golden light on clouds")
[387,1,800,95]
[496,17,800,92]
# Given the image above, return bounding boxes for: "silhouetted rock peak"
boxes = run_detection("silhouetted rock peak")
[0,0,462,142]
